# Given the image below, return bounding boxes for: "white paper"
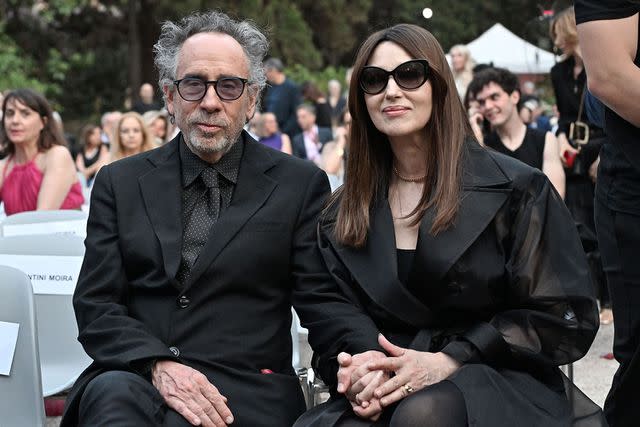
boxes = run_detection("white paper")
[0,321,19,376]
[2,219,87,237]
[0,255,83,295]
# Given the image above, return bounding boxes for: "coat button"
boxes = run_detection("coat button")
[169,346,180,357]
[177,295,190,308]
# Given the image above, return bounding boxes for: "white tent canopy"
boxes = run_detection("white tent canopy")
[466,23,558,74]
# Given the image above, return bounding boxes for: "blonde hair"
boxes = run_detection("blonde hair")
[111,112,155,160]
[550,7,578,52]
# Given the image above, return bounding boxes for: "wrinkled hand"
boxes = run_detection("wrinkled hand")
[366,335,461,408]
[152,360,234,426]
[558,133,579,167]
[337,350,387,420]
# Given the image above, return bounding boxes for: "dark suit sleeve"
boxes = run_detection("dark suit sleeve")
[442,172,599,368]
[292,171,382,387]
[73,165,177,371]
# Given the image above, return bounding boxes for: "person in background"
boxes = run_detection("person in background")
[294,23,601,427]
[320,108,350,190]
[255,112,293,154]
[100,111,122,147]
[328,79,347,129]
[449,44,475,100]
[132,83,162,115]
[143,110,170,146]
[0,88,83,215]
[76,124,110,187]
[110,111,155,161]
[263,57,302,137]
[292,104,333,163]
[576,1,640,425]
[302,81,332,128]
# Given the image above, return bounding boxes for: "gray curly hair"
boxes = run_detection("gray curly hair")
[153,11,269,110]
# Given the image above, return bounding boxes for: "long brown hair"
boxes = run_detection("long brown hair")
[1,89,66,156]
[333,24,474,247]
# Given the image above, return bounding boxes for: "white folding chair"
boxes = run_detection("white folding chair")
[0,209,87,237]
[0,266,46,426]
[0,234,92,397]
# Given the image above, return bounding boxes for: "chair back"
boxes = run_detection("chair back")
[0,266,45,426]
[0,209,87,237]
[0,234,92,397]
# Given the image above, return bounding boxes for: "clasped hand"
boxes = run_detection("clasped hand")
[152,360,234,426]
[337,334,461,420]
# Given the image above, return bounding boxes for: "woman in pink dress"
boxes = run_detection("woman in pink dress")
[0,89,84,216]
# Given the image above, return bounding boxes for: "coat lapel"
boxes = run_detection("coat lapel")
[185,137,277,289]
[139,137,183,288]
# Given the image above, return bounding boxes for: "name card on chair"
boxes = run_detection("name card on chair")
[0,255,83,295]
[2,219,87,238]
[0,321,19,376]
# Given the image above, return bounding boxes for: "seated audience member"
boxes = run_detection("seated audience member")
[301,81,332,128]
[468,67,565,198]
[100,110,122,147]
[320,109,350,190]
[61,10,332,427]
[256,112,293,154]
[0,89,83,215]
[294,23,602,427]
[292,104,333,163]
[110,111,155,161]
[143,110,170,146]
[76,124,110,187]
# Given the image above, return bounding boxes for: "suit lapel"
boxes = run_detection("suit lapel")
[185,138,277,289]
[139,137,182,288]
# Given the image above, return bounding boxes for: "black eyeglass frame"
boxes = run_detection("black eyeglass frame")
[359,59,431,95]
[173,76,250,102]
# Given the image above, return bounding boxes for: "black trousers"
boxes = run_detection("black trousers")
[77,370,193,426]
[595,196,640,427]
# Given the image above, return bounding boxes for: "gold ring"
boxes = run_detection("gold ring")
[404,384,414,394]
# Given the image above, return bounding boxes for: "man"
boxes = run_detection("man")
[292,104,333,163]
[468,67,565,198]
[132,82,163,114]
[263,57,302,137]
[100,110,122,147]
[61,11,330,427]
[576,2,640,426]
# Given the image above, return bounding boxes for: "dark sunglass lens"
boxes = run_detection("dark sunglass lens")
[395,62,427,90]
[360,68,387,94]
[216,78,244,100]
[179,78,206,100]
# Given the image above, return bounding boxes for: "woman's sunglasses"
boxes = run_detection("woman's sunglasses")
[359,59,430,95]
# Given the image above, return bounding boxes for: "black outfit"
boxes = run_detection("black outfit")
[132,100,163,115]
[329,96,347,125]
[263,77,303,137]
[576,2,640,427]
[294,142,603,426]
[314,101,333,129]
[80,146,104,185]
[485,127,546,170]
[61,131,331,427]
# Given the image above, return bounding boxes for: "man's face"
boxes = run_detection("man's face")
[296,108,315,131]
[164,32,257,162]
[140,84,154,103]
[475,82,519,128]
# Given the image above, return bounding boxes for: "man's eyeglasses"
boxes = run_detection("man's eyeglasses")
[173,77,249,102]
[359,59,430,95]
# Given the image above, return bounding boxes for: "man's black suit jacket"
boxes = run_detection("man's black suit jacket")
[292,127,334,160]
[62,133,331,427]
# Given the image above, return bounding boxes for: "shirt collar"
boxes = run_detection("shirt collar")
[180,133,244,188]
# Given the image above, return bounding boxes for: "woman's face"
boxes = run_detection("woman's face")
[88,127,102,147]
[150,117,167,139]
[119,117,144,152]
[3,98,45,147]
[363,41,433,144]
[450,49,466,72]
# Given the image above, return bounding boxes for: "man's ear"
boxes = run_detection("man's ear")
[511,90,521,105]
[245,86,258,122]
[163,84,175,116]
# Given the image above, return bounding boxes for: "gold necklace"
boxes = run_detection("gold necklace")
[393,165,427,182]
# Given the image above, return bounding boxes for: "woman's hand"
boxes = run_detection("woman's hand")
[365,334,461,408]
[337,350,387,420]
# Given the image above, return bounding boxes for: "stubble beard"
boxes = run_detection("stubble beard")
[180,113,245,159]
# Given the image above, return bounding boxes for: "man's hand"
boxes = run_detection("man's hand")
[336,350,387,420]
[152,360,234,427]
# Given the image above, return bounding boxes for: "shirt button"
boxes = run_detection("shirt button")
[178,295,190,308]
[169,346,180,357]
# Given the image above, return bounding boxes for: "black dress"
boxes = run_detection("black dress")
[294,142,604,427]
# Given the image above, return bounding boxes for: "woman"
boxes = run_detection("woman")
[110,111,155,161]
[295,24,601,427]
[301,81,333,128]
[550,7,611,325]
[321,109,350,190]
[142,110,169,146]
[328,79,347,129]
[256,112,293,154]
[0,89,83,215]
[449,44,474,100]
[76,124,109,187]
